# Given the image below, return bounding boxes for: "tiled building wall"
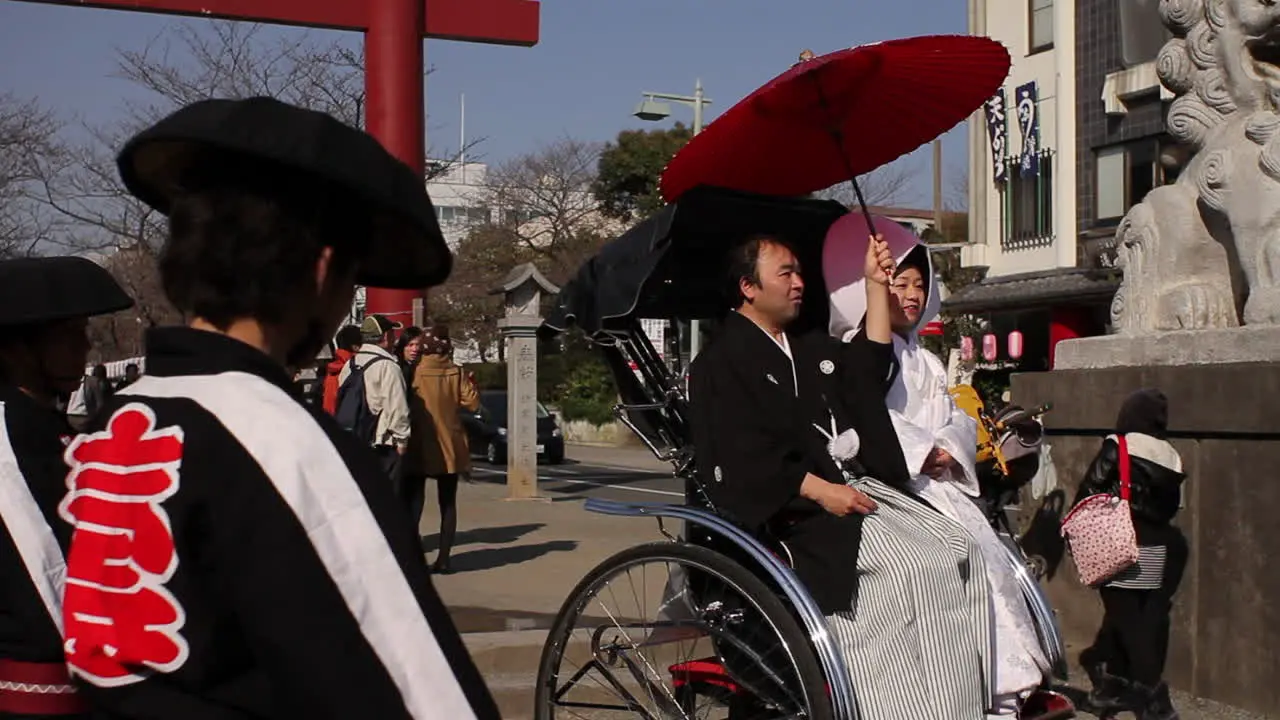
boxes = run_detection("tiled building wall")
[1075,0,1168,231]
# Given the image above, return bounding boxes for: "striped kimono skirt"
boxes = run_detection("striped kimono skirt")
[827,477,994,720]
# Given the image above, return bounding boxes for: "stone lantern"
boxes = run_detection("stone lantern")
[492,263,559,500]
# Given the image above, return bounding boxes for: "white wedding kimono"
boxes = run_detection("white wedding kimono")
[887,335,1050,715]
[823,216,1049,718]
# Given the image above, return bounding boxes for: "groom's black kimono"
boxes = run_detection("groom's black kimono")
[688,311,911,614]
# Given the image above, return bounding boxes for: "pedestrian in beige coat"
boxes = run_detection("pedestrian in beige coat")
[405,324,479,574]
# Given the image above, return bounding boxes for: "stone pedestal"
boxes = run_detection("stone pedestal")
[1054,326,1280,369]
[1011,342,1280,715]
[497,315,542,500]
[493,263,559,501]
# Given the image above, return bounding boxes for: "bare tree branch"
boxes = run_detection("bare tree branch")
[28,119,165,255]
[0,93,63,258]
[812,156,921,209]
[478,137,613,266]
[30,20,491,358]
[33,20,483,260]
[431,138,621,359]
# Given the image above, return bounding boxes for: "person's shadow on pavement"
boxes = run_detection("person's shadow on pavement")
[421,522,544,553]
[442,540,578,574]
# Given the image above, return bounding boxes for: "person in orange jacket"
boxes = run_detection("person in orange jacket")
[322,325,363,414]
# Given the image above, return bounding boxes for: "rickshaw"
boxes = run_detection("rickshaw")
[531,36,1068,720]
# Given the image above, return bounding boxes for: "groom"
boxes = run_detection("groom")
[688,230,907,614]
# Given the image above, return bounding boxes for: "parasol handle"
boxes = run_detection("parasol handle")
[847,177,876,239]
[799,52,879,240]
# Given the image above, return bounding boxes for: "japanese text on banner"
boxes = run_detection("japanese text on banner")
[1016,81,1040,177]
[984,90,1008,184]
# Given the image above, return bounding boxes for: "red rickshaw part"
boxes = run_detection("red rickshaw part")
[1020,688,1076,720]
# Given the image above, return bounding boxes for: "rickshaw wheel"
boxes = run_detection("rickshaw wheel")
[535,541,834,720]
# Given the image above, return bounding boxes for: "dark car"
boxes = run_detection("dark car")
[460,390,565,465]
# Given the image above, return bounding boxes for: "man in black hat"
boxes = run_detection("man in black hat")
[58,97,496,719]
[0,255,133,718]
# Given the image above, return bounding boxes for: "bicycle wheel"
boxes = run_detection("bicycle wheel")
[535,541,834,720]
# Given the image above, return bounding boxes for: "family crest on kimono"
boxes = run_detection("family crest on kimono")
[824,214,1063,719]
[688,230,998,720]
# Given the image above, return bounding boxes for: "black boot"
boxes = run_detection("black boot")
[1135,682,1179,720]
[1084,663,1127,712]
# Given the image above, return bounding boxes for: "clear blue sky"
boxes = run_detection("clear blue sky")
[0,0,972,207]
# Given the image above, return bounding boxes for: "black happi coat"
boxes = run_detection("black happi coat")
[61,328,497,720]
[0,385,96,719]
[688,311,911,614]
[0,385,74,666]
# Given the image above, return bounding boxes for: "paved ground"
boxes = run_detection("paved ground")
[466,449,683,503]
[430,444,1273,720]
[423,444,676,634]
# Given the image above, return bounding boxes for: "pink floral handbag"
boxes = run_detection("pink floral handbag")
[1061,435,1140,587]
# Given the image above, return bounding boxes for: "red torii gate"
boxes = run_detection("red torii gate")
[18,0,541,323]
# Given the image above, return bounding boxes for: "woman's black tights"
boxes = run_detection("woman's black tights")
[1083,531,1189,688]
[433,473,460,569]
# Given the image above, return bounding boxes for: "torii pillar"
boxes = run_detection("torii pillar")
[19,0,541,325]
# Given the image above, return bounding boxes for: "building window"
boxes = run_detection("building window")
[1002,150,1054,249]
[501,208,548,226]
[435,205,491,224]
[1029,0,1054,53]
[1095,137,1178,222]
[1119,0,1172,67]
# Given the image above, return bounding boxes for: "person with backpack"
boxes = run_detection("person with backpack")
[337,314,412,482]
[322,324,363,415]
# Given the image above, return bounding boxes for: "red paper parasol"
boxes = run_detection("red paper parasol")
[659,35,1010,221]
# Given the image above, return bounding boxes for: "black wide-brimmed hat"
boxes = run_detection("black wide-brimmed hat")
[115,96,452,289]
[0,256,133,327]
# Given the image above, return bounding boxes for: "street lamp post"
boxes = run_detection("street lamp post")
[633,79,712,368]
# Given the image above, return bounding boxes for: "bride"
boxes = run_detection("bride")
[823,214,1061,719]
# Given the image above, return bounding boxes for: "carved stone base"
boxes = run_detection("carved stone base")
[1011,362,1280,715]
[1053,326,1280,369]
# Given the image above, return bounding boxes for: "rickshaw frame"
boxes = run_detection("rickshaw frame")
[534,186,1066,719]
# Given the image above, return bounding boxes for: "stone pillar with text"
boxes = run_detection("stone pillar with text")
[493,264,559,500]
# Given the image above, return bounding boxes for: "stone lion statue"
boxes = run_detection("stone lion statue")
[1112,0,1280,332]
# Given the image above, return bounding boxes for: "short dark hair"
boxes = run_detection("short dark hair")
[334,325,363,352]
[395,326,424,356]
[159,150,373,330]
[725,233,796,307]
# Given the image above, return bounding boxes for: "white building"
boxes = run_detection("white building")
[425,161,492,248]
[866,205,942,238]
[965,0,1077,277]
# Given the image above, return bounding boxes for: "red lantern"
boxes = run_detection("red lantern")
[960,336,974,362]
[919,319,944,337]
[982,333,998,362]
[1008,330,1024,360]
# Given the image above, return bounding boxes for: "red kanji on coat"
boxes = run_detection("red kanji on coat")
[59,403,190,687]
